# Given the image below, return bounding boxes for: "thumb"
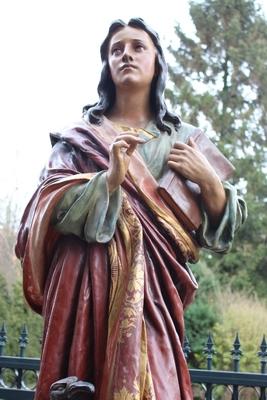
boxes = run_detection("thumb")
[126,141,138,156]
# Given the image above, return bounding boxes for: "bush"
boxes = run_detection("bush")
[184,260,222,367]
[1,277,43,358]
[212,290,267,372]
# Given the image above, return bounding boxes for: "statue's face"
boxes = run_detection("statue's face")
[108,26,157,91]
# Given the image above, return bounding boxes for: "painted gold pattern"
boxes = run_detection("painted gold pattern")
[106,169,197,398]
[116,195,144,343]
[143,371,156,400]
[140,321,156,399]
[114,384,139,400]
[106,195,156,398]
[129,171,199,262]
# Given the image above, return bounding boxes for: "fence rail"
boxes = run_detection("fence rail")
[0,324,266,399]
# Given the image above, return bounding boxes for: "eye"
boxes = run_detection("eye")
[135,44,145,52]
[112,48,122,56]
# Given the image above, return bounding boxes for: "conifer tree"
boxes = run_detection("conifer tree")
[167,0,267,296]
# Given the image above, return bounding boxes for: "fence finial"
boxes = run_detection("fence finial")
[18,324,28,357]
[258,335,267,374]
[203,333,215,370]
[231,332,243,372]
[183,335,191,361]
[0,323,7,356]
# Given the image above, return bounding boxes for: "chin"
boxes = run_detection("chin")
[118,78,145,88]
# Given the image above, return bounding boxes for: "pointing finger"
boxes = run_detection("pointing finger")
[114,135,146,144]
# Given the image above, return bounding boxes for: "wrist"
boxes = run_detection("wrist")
[200,177,227,227]
[199,172,222,195]
[106,171,120,193]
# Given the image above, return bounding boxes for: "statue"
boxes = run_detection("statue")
[15,18,246,400]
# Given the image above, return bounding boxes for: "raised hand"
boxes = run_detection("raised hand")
[167,137,218,188]
[167,137,227,227]
[106,131,145,192]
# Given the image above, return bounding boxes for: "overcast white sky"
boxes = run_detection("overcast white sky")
[0,0,266,212]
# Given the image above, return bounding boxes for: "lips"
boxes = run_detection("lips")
[119,64,137,71]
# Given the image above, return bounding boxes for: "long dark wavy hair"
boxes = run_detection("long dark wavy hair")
[83,18,180,134]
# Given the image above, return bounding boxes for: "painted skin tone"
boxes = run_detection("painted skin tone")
[106,26,226,227]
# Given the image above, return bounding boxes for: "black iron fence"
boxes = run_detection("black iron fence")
[185,333,267,399]
[0,324,266,399]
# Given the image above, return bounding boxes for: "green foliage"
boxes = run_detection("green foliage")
[0,197,43,357]
[0,277,43,357]
[0,274,11,323]
[167,0,267,298]
[184,261,221,367]
[212,291,267,372]
[0,198,21,290]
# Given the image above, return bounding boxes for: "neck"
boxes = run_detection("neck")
[107,87,153,129]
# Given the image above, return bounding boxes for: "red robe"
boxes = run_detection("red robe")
[15,118,199,399]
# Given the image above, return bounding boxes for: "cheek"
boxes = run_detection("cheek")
[144,58,156,79]
[143,52,157,75]
[108,61,117,82]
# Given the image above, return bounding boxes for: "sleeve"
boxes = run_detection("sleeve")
[196,181,247,253]
[52,171,122,243]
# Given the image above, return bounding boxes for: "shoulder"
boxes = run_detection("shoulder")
[177,121,200,140]
[166,120,200,143]
[49,119,91,149]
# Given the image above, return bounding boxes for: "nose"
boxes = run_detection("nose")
[122,45,133,63]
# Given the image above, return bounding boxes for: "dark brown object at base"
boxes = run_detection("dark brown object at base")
[50,376,95,400]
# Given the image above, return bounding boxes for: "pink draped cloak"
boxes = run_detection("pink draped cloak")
[15,119,199,399]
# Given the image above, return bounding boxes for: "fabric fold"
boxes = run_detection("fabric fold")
[15,117,246,400]
[53,171,122,243]
[197,181,247,253]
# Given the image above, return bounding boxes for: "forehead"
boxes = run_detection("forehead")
[109,26,155,48]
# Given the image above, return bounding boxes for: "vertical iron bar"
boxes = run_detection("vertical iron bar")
[258,336,267,400]
[183,335,191,362]
[231,333,242,400]
[0,323,7,386]
[203,333,215,400]
[0,323,7,356]
[19,324,28,358]
[16,324,29,389]
[259,387,267,400]
[258,335,267,374]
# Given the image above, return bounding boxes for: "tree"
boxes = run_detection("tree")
[167,0,267,297]
[0,198,43,357]
[0,274,43,357]
[0,197,21,290]
[184,261,221,368]
[0,274,11,323]
[6,279,43,357]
